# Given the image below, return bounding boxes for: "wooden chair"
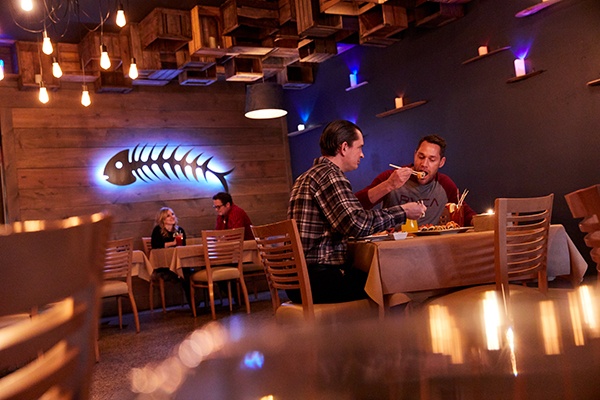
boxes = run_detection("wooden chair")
[251,219,377,324]
[565,184,600,278]
[0,212,112,399]
[189,227,251,319]
[143,236,167,313]
[101,238,140,333]
[427,194,554,309]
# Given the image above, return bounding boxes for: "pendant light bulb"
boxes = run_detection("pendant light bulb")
[100,44,111,70]
[81,84,91,107]
[21,0,33,11]
[39,84,49,104]
[129,58,138,80]
[0,60,5,81]
[52,58,62,78]
[42,30,53,55]
[116,4,126,27]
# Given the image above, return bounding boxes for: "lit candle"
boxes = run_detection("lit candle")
[395,97,404,109]
[478,46,488,56]
[514,58,526,77]
[297,124,305,131]
[349,73,357,87]
[208,36,217,48]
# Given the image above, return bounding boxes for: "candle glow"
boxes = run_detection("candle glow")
[514,58,526,77]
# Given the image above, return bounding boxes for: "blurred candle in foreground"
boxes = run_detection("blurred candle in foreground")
[514,58,526,77]
[0,60,4,81]
[478,46,488,56]
[395,97,404,109]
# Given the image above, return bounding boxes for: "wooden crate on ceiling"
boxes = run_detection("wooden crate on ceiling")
[15,41,60,90]
[278,62,314,89]
[224,56,263,81]
[176,48,217,70]
[79,31,123,72]
[414,1,464,28]
[320,0,384,16]
[95,71,132,93]
[0,40,17,77]
[189,5,229,58]
[178,65,218,86]
[298,38,337,62]
[359,4,408,40]
[120,23,161,79]
[223,36,275,57]
[279,0,297,24]
[56,43,95,83]
[221,0,280,39]
[139,8,192,52]
[296,0,360,38]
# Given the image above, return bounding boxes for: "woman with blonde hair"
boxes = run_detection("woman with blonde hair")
[151,207,186,249]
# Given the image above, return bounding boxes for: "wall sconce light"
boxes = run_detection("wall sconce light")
[244,82,288,119]
[346,72,368,92]
[116,3,127,27]
[514,58,526,77]
[129,58,138,80]
[0,60,4,81]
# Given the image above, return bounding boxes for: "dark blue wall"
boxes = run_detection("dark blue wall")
[284,0,600,270]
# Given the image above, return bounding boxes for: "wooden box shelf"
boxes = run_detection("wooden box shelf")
[224,56,263,81]
[95,71,132,93]
[359,4,408,39]
[189,5,229,57]
[320,0,379,16]
[80,31,123,72]
[414,2,464,28]
[461,46,511,65]
[279,63,314,89]
[178,65,218,86]
[176,49,216,70]
[220,0,280,39]
[139,8,192,52]
[16,41,60,90]
[298,38,337,63]
[376,100,428,118]
[506,69,545,84]
[295,0,349,37]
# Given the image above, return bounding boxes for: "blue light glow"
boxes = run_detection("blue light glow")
[242,351,264,370]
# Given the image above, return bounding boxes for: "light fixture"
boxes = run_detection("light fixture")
[100,44,111,70]
[129,58,138,80]
[514,58,526,77]
[39,82,49,104]
[478,46,488,56]
[20,0,33,12]
[116,3,127,27]
[52,57,62,78]
[297,123,305,131]
[81,84,91,107]
[395,96,404,109]
[345,72,368,91]
[244,82,287,119]
[42,29,53,55]
[0,60,4,81]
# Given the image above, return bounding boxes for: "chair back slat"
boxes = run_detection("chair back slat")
[565,184,600,276]
[0,212,112,400]
[103,238,133,280]
[141,237,152,256]
[495,194,553,294]
[202,228,245,269]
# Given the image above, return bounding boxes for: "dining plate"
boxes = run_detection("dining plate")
[413,227,472,236]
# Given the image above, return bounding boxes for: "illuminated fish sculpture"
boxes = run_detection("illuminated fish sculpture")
[103,145,234,192]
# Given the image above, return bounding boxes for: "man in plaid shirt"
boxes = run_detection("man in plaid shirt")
[288,120,426,304]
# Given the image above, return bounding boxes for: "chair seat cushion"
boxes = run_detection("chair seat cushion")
[275,299,378,325]
[101,280,128,297]
[191,267,240,283]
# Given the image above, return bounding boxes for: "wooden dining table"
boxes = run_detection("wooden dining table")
[349,224,588,316]
[135,240,260,279]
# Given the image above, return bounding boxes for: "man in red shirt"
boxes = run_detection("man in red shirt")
[212,192,253,240]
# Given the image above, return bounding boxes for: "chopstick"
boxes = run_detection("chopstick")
[457,189,469,208]
[389,164,427,179]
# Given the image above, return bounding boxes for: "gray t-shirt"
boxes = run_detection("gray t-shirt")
[382,178,449,225]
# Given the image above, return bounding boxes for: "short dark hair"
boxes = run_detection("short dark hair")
[319,120,362,157]
[212,192,232,205]
[417,134,447,158]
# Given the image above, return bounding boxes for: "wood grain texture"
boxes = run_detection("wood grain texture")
[0,81,292,248]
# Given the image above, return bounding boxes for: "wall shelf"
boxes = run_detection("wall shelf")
[515,0,561,18]
[345,81,369,92]
[376,100,428,118]
[506,69,545,84]
[288,124,322,137]
[587,78,600,87]
[462,46,511,65]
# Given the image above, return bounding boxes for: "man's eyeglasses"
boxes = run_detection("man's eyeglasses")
[213,204,224,210]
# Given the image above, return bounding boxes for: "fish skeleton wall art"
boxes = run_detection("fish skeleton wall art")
[103,145,234,192]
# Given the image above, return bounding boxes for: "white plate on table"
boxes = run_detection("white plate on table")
[413,227,472,236]
[354,231,408,241]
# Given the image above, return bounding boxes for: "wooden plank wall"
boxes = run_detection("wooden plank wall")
[0,80,292,249]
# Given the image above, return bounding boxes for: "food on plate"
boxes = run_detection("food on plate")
[418,221,461,231]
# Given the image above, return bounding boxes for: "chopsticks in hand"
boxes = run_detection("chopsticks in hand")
[389,163,427,179]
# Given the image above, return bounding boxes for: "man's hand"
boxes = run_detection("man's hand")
[401,202,427,220]
[367,167,412,204]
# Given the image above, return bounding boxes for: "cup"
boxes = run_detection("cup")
[401,219,418,233]
[175,235,183,246]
